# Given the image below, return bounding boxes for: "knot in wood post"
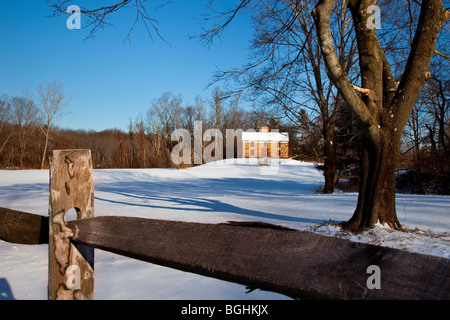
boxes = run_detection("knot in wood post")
[48,150,94,300]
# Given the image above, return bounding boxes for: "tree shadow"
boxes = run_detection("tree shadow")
[95,177,328,225]
[95,195,325,224]
[0,278,15,300]
[0,182,49,211]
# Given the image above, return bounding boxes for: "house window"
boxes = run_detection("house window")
[250,141,255,147]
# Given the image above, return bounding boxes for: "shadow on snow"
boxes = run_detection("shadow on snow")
[95,177,328,225]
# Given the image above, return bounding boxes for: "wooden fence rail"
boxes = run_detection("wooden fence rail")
[1,207,449,300]
[0,207,48,245]
[0,149,449,300]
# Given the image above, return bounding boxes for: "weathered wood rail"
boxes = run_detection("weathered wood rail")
[0,207,48,245]
[1,207,449,300]
[68,216,450,300]
[0,149,449,300]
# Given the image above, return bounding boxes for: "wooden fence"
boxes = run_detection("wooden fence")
[0,150,449,300]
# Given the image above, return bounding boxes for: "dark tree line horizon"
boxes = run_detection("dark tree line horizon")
[0,88,310,169]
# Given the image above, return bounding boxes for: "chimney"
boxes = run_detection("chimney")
[261,126,269,133]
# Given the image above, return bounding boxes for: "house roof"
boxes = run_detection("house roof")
[242,131,289,142]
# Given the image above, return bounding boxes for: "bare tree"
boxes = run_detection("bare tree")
[134,114,149,168]
[209,87,226,131]
[47,0,170,43]
[198,0,360,193]
[0,95,13,157]
[423,76,449,151]
[194,95,208,125]
[11,94,39,168]
[404,102,428,167]
[146,92,183,165]
[222,94,250,130]
[38,81,71,169]
[312,0,449,229]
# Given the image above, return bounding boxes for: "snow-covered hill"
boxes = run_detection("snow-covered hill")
[0,159,449,299]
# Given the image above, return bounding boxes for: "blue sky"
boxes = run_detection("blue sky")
[0,1,253,131]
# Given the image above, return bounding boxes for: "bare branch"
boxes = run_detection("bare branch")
[312,0,379,142]
[196,0,251,46]
[435,50,450,59]
[390,0,449,128]
[46,0,169,43]
[352,85,371,96]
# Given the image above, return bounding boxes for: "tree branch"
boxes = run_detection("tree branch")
[435,50,450,59]
[352,85,371,96]
[196,0,251,46]
[312,0,380,142]
[390,0,449,128]
[46,0,169,43]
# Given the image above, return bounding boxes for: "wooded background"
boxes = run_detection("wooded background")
[0,79,448,195]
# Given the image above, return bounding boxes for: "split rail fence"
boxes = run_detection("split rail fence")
[0,150,448,300]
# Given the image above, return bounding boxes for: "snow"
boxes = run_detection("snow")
[0,159,449,300]
[241,131,289,142]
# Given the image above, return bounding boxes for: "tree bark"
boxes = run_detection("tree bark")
[345,132,402,230]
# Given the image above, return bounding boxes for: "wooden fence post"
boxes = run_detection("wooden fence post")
[48,150,94,300]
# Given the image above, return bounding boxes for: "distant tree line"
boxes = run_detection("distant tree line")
[0,87,310,170]
[0,81,70,170]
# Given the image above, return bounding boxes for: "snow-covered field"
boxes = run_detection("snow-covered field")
[0,159,449,300]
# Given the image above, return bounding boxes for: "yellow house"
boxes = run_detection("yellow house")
[242,127,289,159]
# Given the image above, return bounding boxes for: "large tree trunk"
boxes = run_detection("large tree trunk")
[345,131,402,230]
